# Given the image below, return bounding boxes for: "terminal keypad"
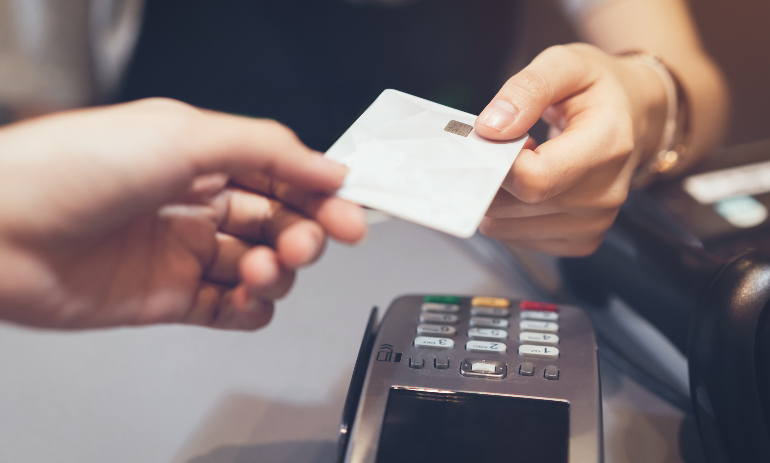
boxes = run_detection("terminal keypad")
[409,295,564,381]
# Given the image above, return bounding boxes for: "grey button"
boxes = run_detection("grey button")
[471,307,510,318]
[544,365,559,380]
[465,340,507,354]
[520,310,559,322]
[469,317,509,329]
[460,358,506,379]
[417,324,457,337]
[467,327,508,341]
[519,362,535,376]
[519,320,559,333]
[420,313,459,325]
[518,345,559,359]
[414,336,454,350]
[410,356,424,369]
[421,303,460,314]
[434,357,450,369]
[519,332,559,345]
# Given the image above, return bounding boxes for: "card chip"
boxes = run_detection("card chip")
[444,120,473,137]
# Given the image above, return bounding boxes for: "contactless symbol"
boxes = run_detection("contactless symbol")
[444,120,473,137]
[377,344,393,362]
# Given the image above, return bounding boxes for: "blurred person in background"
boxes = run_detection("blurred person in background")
[0,0,727,329]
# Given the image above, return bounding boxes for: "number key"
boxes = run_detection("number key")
[470,317,509,329]
[414,336,455,350]
[417,324,457,337]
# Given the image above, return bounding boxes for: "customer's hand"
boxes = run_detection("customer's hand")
[475,44,668,256]
[0,99,367,330]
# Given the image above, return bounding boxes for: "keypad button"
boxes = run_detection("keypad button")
[519,362,535,376]
[409,356,424,369]
[471,297,510,308]
[460,359,507,378]
[519,300,559,312]
[465,340,507,354]
[424,295,461,304]
[471,307,510,318]
[468,327,508,341]
[422,303,460,314]
[471,362,496,373]
[419,313,459,325]
[520,310,559,322]
[519,320,559,333]
[470,317,509,329]
[519,332,559,345]
[518,345,560,359]
[434,357,450,369]
[417,324,457,337]
[414,336,454,350]
[544,365,560,380]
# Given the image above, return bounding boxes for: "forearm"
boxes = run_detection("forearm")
[577,0,730,174]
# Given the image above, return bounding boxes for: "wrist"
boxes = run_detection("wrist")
[620,55,669,165]
[619,51,690,188]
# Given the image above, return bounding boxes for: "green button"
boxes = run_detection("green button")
[423,295,461,304]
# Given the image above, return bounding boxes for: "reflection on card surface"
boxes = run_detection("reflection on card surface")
[325,89,528,238]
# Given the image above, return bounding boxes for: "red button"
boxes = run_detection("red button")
[519,301,559,312]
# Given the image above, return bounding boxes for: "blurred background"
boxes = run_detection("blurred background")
[1,0,768,148]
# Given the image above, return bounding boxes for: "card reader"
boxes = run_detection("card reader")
[338,294,602,463]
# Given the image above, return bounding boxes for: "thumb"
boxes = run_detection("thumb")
[186,108,348,192]
[475,45,595,141]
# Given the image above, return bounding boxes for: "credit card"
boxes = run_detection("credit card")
[325,89,527,238]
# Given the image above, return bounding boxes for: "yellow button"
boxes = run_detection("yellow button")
[471,296,510,308]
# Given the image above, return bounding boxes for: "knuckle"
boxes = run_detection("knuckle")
[510,68,553,104]
[138,98,201,128]
[136,97,189,111]
[142,100,201,140]
[563,42,600,57]
[540,44,577,63]
[512,161,553,204]
[614,119,635,155]
[263,119,300,145]
[597,113,634,163]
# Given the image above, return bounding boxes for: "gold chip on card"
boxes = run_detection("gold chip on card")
[444,120,473,137]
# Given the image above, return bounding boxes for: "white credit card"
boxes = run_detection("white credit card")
[325,89,527,238]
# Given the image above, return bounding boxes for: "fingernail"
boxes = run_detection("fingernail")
[313,155,349,184]
[476,100,517,131]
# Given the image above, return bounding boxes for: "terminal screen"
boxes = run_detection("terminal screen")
[376,388,569,463]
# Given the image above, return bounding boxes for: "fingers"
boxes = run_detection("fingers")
[204,233,252,284]
[479,209,617,242]
[181,106,349,191]
[475,45,597,141]
[479,196,618,257]
[220,189,329,267]
[111,98,349,193]
[239,246,296,299]
[486,190,564,219]
[192,246,295,331]
[504,114,633,203]
[231,173,367,244]
[184,282,275,331]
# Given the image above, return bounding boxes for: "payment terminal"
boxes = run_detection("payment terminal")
[338,295,602,463]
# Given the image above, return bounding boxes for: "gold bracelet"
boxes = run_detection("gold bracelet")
[622,51,691,189]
